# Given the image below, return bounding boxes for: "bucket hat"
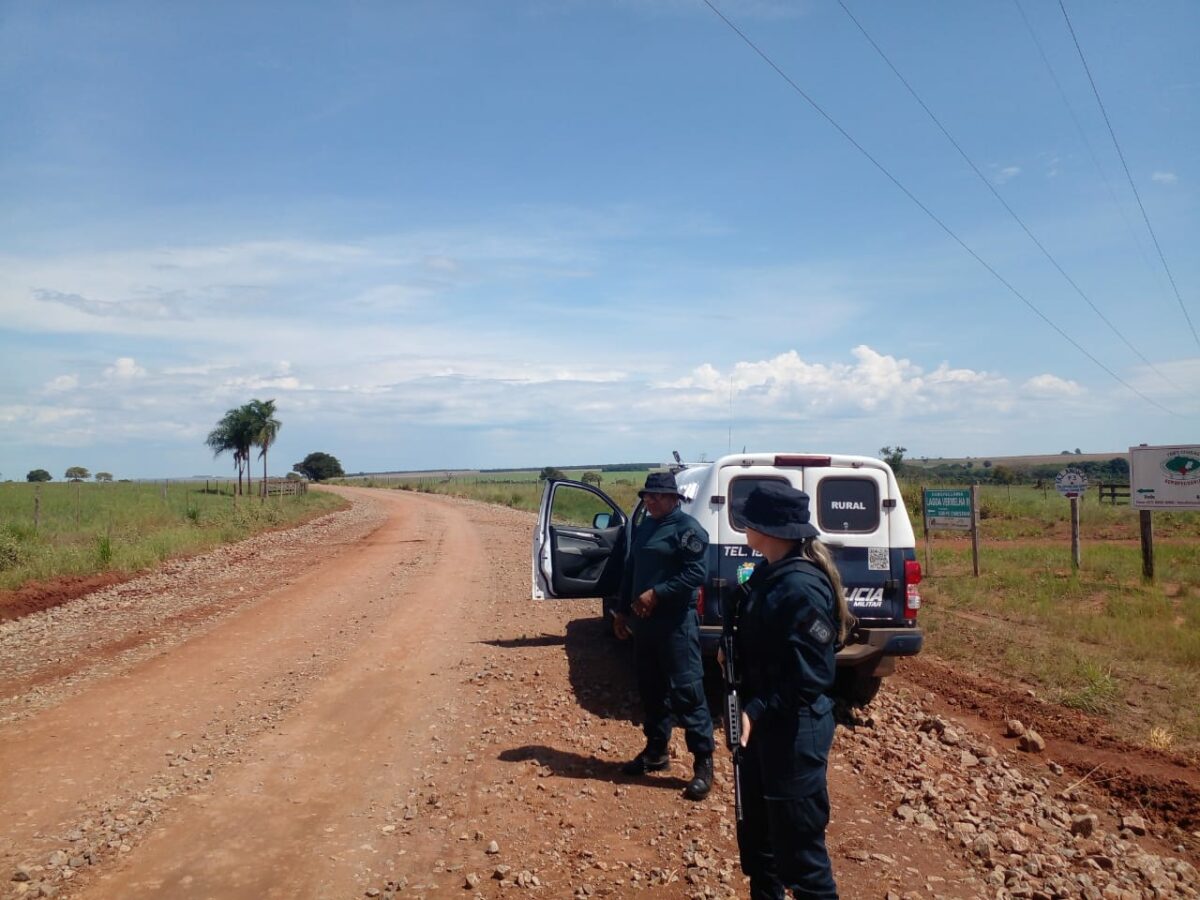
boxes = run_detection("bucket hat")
[734,482,819,540]
[638,471,684,499]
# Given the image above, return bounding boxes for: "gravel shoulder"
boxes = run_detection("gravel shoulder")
[0,488,1195,900]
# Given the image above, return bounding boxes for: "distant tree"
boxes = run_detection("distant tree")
[1061,450,1072,455]
[285,471,302,481]
[27,469,52,482]
[538,466,566,482]
[992,465,1015,485]
[879,446,907,469]
[581,471,602,485]
[65,466,90,482]
[1074,448,1083,455]
[292,452,344,482]
[95,472,114,483]
[1108,457,1130,478]
[982,460,992,468]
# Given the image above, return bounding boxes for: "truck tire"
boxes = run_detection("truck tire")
[835,670,882,708]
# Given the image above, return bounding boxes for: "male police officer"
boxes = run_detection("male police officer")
[612,471,715,801]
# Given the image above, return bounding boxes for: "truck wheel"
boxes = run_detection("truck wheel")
[836,671,881,708]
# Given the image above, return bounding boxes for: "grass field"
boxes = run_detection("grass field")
[0,481,345,591]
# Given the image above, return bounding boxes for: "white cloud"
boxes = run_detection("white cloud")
[655,346,1010,419]
[993,165,1022,185]
[43,374,79,393]
[104,357,146,379]
[1023,374,1084,397]
[1151,171,1178,185]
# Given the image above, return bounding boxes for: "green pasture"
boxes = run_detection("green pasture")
[899,482,1199,539]
[920,536,1200,751]
[0,481,344,591]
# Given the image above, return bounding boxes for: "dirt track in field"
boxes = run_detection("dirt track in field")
[0,488,1196,899]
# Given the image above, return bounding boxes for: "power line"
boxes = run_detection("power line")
[699,0,1177,416]
[835,0,1181,392]
[1058,0,1200,351]
[1011,0,1166,299]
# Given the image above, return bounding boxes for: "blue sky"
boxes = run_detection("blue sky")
[1,0,1196,479]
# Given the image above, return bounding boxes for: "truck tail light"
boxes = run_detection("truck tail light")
[774,455,831,467]
[696,585,706,619]
[904,559,921,620]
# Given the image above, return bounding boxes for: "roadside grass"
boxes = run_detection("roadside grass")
[921,538,1200,752]
[0,482,345,591]
[901,483,1200,539]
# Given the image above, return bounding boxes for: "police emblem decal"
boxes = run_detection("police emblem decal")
[808,618,834,645]
[736,561,756,585]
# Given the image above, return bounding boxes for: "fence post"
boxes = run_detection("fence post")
[1139,509,1154,581]
[34,485,41,531]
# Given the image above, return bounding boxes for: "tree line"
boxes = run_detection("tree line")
[25,468,115,482]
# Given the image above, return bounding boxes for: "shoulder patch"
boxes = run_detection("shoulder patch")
[680,528,704,554]
[807,617,834,645]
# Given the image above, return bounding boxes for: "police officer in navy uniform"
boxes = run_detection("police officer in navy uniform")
[612,471,716,801]
[726,482,853,899]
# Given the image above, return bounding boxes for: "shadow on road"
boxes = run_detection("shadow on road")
[497,744,690,792]
[563,615,639,723]
[563,615,728,728]
[479,635,566,649]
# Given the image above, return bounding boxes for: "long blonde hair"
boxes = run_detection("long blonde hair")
[799,538,855,643]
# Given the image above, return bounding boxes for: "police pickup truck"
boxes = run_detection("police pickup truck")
[531,452,924,705]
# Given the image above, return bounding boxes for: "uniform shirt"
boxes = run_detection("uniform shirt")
[618,506,708,626]
[736,555,837,725]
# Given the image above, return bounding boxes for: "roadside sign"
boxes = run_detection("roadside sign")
[923,488,972,530]
[1054,468,1088,498]
[1129,444,1200,510]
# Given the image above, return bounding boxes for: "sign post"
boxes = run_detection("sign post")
[923,487,978,577]
[1055,468,1088,570]
[1129,444,1200,582]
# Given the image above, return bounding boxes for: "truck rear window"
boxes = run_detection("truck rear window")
[728,476,790,532]
[817,478,879,533]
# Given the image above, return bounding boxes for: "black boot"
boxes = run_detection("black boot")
[621,749,670,776]
[684,754,713,800]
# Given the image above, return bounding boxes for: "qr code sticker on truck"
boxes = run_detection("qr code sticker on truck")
[868,547,888,571]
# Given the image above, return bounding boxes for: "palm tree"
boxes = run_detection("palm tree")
[246,398,282,497]
[206,405,258,495]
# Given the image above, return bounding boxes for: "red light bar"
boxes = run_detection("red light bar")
[773,455,831,467]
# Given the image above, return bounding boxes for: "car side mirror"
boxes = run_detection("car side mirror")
[592,512,613,529]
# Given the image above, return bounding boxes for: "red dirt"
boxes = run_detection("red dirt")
[0,573,131,622]
[900,656,1200,835]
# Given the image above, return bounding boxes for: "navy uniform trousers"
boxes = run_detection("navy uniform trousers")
[633,608,715,757]
[737,700,838,900]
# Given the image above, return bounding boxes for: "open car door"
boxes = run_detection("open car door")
[531,479,628,600]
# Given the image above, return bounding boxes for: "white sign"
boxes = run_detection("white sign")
[1054,468,1088,498]
[1129,445,1200,510]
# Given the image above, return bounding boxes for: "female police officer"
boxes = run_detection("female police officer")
[727,482,853,900]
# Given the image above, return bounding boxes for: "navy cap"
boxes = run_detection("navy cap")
[638,471,683,499]
[734,482,819,540]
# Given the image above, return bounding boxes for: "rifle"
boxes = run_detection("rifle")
[720,625,744,823]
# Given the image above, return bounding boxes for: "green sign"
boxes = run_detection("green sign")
[924,488,973,530]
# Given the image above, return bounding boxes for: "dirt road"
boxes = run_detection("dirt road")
[1,489,1195,899]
